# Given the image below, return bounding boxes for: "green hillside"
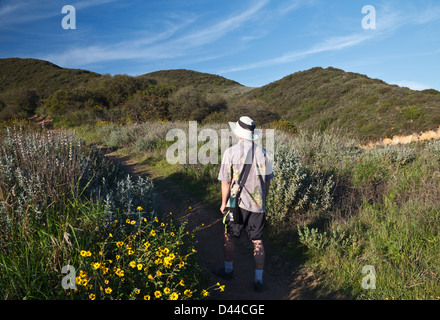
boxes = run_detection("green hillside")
[2,58,440,141]
[143,69,241,90]
[246,67,440,140]
[0,58,101,97]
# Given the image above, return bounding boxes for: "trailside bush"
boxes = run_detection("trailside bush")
[266,145,334,224]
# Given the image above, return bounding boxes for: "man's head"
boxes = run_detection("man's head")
[229,116,260,141]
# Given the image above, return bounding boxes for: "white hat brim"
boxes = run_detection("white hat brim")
[229,121,261,141]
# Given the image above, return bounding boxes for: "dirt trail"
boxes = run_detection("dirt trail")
[25,115,334,300]
[102,148,331,300]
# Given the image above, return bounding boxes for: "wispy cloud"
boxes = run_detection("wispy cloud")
[220,33,374,73]
[42,0,270,67]
[177,0,269,47]
[220,2,440,74]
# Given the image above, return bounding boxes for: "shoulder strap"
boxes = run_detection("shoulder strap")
[237,142,254,190]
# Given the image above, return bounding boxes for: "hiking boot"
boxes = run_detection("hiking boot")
[211,267,233,281]
[254,281,264,293]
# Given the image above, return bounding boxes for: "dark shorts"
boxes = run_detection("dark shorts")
[226,207,265,241]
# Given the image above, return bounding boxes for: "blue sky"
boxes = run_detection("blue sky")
[1,0,440,90]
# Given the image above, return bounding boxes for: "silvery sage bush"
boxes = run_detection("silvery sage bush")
[0,127,157,234]
[266,145,334,223]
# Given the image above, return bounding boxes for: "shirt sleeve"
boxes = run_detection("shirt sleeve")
[218,149,232,182]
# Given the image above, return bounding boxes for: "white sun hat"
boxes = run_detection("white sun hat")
[229,116,261,141]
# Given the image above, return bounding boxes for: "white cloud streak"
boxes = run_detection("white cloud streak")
[220,3,440,74]
[42,0,270,67]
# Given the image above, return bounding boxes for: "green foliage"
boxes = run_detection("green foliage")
[168,87,227,122]
[265,145,334,224]
[298,223,353,252]
[270,119,298,134]
[402,105,423,120]
[123,92,169,122]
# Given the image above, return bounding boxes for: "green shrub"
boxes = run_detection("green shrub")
[270,119,298,134]
[403,105,423,120]
[265,145,334,224]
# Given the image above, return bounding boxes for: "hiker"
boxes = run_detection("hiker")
[213,116,274,292]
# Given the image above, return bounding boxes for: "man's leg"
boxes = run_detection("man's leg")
[223,232,234,273]
[252,239,265,285]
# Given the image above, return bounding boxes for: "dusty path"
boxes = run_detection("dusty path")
[101,148,332,300]
[25,115,337,300]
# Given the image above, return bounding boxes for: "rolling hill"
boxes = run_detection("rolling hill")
[246,67,440,140]
[1,58,440,141]
[0,58,101,97]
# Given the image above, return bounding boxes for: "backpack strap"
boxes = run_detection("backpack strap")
[237,142,254,194]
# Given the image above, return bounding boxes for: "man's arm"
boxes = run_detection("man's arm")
[220,181,231,213]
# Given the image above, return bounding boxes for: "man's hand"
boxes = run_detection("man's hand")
[220,181,231,214]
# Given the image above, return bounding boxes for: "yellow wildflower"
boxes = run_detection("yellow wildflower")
[179,279,185,287]
[115,268,124,277]
[128,249,134,255]
[150,230,156,237]
[130,220,136,225]
[144,295,151,300]
[184,289,192,298]
[137,264,143,270]
[202,289,209,297]
[92,262,101,269]
[80,250,87,257]
[134,289,140,295]
[116,241,124,247]
[164,287,171,294]
[129,261,136,268]
[169,292,179,300]
[154,291,162,298]
[89,293,96,300]
[148,274,153,280]
[137,206,143,211]
[156,271,162,277]
[105,287,112,294]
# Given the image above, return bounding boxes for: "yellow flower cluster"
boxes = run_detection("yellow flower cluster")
[68,215,223,301]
